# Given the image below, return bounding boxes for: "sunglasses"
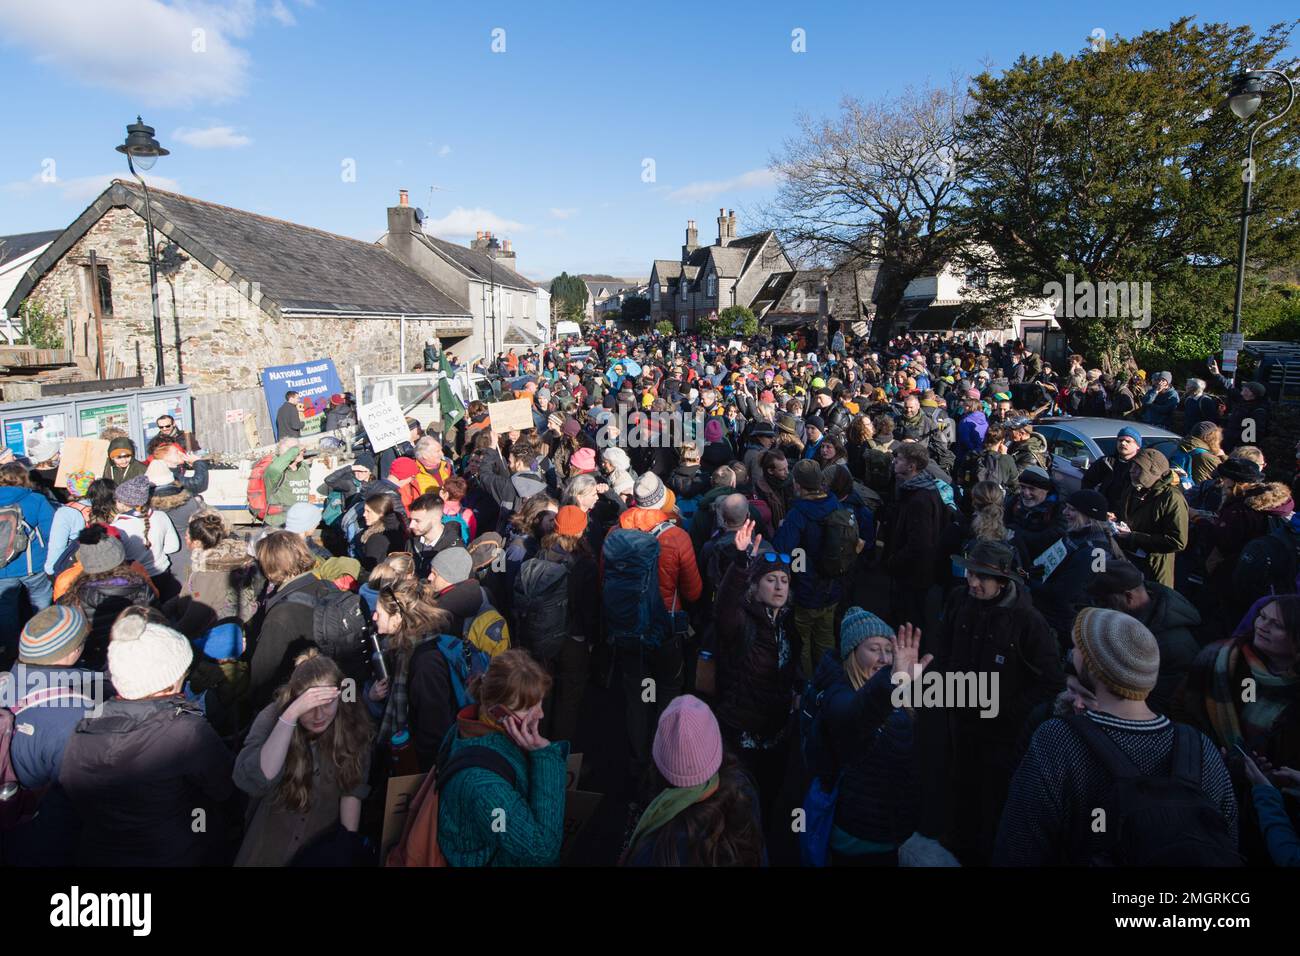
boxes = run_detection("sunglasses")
[758,552,793,567]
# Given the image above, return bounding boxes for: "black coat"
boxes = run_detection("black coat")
[407,639,456,772]
[249,573,337,710]
[63,566,157,667]
[361,514,406,572]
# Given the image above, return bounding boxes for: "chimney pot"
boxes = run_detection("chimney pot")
[399,189,409,206]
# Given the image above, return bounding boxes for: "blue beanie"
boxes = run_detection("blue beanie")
[1117,426,1143,447]
[839,607,895,660]
[194,621,244,661]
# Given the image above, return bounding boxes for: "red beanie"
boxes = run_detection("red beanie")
[388,457,420,481]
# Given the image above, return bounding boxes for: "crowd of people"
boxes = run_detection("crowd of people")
[2,329,1299,868]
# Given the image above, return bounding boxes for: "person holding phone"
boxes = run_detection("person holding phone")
[436,649,569,867]
[232,651,373,866]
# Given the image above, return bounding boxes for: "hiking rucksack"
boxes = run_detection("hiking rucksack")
[1234,513,1300,600]
[818,507,859,578]
[246,454,280,522]
[602,522,674,650]
[463,592,511,660]
[434,634,492,711]
[1,685,95,830]
[0,503,35,571]
[273,585,369,680]
[1168,447,1208,491]
[1066,715,1242,866]
[513,555,570,661]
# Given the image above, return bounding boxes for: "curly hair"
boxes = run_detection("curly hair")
[637,755,764,866]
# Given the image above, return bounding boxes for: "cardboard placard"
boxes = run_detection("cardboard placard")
[380,771,426,862]
[358,395,408,453]
[488,398,534,433]
[560,789,604,864]
[55,437,108,488]
[565,753,583,790]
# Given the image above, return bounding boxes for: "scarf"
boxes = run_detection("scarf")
[377,633,436,745]
[898,471,938,494]
[1204,639,1298,748]
[624,774,720,860]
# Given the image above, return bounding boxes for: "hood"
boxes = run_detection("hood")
[1023,432,1048,454]
[1178,436,1210,454]
[0,486,35,506]
[151,487,192,511]
[791,494,840,520]
[76,695,194,734]
[619,507,675,532]
[1141,582,1202,633]
[1244,482,1295,515]
[191,535,255,573]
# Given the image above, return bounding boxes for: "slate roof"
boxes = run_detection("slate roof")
[0,230,62,268]
[5,181,472,319]
[503,323,543,347]
[763,265,880,318]
[418,233,537,292]
[652,260,683,280]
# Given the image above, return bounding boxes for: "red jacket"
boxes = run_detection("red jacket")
[616,507,703,611]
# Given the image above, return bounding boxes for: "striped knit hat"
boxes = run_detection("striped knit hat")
[839,607,895,660]
[19,605,89,665]
[1071,607,1160,700]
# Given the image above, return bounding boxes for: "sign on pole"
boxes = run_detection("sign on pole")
[488,398,535,433]
[358,395,408,453]
[1221,333,1245,352]
[1221,349,1239,374]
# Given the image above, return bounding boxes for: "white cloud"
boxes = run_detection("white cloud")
[665,167,777,203]
[5,171,180,203]
[173,125,251,148]
[0,0,308,107]
[422,207,529,239]
[549,208,578,220]
[438,144,452,157]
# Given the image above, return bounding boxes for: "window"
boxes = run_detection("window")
[707,273,716,298]
[506,292,514,318]
[652,283,660,303]
[84,264,113,316]
[964,267,989,290]
[679,280,688,300]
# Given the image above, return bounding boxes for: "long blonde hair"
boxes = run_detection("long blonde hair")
[969,481,1007,542]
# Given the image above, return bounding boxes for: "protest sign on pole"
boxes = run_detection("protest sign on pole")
[358,396,408,453]
[261,359,343,439]
[488,398,534,433]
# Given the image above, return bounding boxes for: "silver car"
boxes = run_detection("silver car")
[1031,417,1182,494]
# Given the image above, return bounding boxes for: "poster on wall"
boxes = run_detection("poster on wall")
[261,359,343,439]
[140,396,188,445]
[3,413,67,457]
[78,403,130,439]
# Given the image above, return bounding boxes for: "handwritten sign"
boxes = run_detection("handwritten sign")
[380,772,426,862]
[488,398,534,433]
[358,395,408,453]
[55,437,109,488]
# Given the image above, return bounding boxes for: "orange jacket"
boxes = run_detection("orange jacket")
[616,507,703,611]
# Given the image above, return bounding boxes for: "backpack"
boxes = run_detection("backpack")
[602,522,674,650]
[463,592,511,660]
[818,506,859,578]
[746,493,773,533]
[676,495,700,524]
[434,634,492,711]
[273,585,369,681]
[1,685,95,830]
[0,503,35,570]
[1066,715,1242,866]
[1233,514,1300,600]
[934,477,957,510]
[1168,447,1208,491]
[385,730,519,868]
[513,555,570,662]
[246,454,281,523]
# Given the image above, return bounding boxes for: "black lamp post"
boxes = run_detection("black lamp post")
[116,116,170,386]
[486,235,500,362]
[1224,70,1296,340]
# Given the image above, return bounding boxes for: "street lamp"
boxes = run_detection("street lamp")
[116,116,170,386]
[486,235,500,363]
[1224,70,1296,340]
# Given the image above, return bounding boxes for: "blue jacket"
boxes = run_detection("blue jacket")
[956,411,988,465]
[773,494,844,608]
[0,486,56,578]
[1142,387,1180,430]
[1253,785,1300,867]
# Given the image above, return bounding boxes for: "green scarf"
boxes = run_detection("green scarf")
[626,774,719,857]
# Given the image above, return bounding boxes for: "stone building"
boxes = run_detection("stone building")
[2,181,538,396]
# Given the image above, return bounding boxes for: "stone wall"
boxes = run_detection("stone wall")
[24,205,455,394]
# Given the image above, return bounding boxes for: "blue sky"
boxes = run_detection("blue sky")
[1,0,1296,281]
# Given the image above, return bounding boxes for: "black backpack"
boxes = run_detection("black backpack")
[1233,514,1300,602]
[273,585,370,681]
[818,506,859,578]
[1066,715,1242,867]
[512,553,570,661]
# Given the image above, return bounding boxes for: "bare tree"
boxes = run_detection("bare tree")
[760,80,970,339]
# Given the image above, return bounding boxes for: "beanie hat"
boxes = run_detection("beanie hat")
[107,617,194,700]
[107,437,136,456]
[194,621,244,661]
[115,475,153,509]
[1217,458,1263,483]
[431,547,472,585]
[66,469,95,498]
[145,459,175,486]
[634,472,667,510]
[839,607,894,661]
[284,501,323,534]
[352,451,377,475]
[602,447,631,471]
[562,417,582,439]
[612,472,634,496]
[793,459,823,492]
[78,532,126,574]
[805,415,826,432]
[1071,607,1160,700]
[388,457,421,482]
[330,394,346,406]
[1018,465,1054,491]
[1084,558,1145,597]
[19,605,89,665]
[1067,489,1109,521]
[704,418,725,444]
[1130,448,1169,488]
[652,694,723,788]
[1116,426,1143,447]
[964,387,982,400]
[554,504,587,537]
[569,447,596,473]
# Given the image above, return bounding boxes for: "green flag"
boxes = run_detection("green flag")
[438,352,466,429]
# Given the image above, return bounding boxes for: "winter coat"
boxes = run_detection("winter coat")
[360,513,406,572]
[430,578,485,637]
[1173,435,1224,486]
[1117,472,1189,588]
[882,472,947,590]
[1006,495,1065,568]
[669,464,710,501]
[233,702,372,866]
[1028,527,1122,645]
[712,556,798,739]
[60,565,157,665]
[617,507,703,612]
[151,485,204,582]
[250,573,339,710]
[59,696,234,866]
[1082,454,1136,512]
[1141,386,1180,429]
[112,508,181,577]
[1130,582,1201,719]
[185,536,259,623]
[0,485,56,578]
[1009,432,1050,472]
[436,708,569,866]
[772,493,849,609]
[263,448,313,528]
[811,653,918,846]
[956,410,989,464]
[1225,396,1269,451]
[1212,482,1294,563]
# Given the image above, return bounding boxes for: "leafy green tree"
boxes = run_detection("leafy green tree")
[622,295,651,323]
[956,17,1300,367]
[654,319,674,335]
[549,273,590,324]
[17,299,64,349]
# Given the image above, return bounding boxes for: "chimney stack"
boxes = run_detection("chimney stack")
[717,208,729,247]
[727,209,736,239]
[683,219,699,261]
[399,189,409,207]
